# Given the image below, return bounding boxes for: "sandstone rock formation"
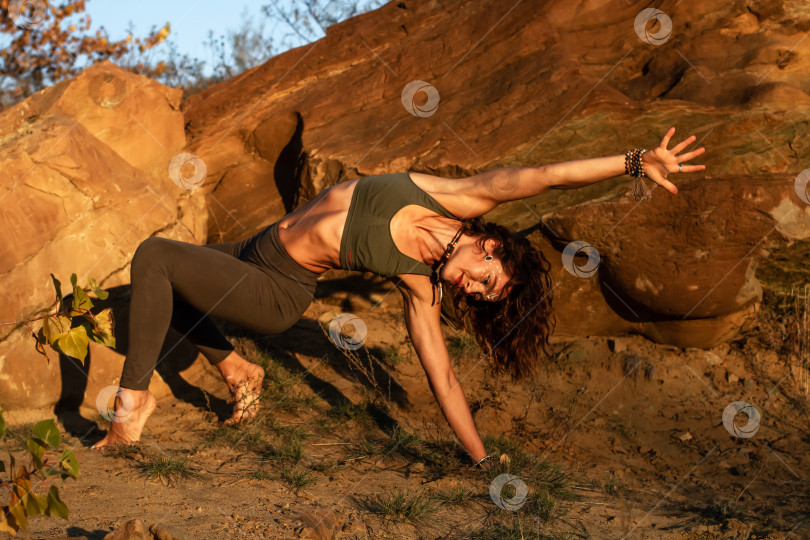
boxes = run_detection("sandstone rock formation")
[182,0,809,346]
[542,173,809,347]
[0,62,214,421]
[3,0,809,419]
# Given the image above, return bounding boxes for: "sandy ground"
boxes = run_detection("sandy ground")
[9,276,810,540]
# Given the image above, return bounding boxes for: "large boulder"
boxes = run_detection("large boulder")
[0,62,214,422]
[180,0,810,351]
[541,173,810,347]
[182,0,810,242]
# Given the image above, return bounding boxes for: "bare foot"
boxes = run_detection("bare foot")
[222,362,265,426]
[92,388,157,449]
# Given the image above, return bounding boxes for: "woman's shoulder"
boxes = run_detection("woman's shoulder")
[408,171,497,219]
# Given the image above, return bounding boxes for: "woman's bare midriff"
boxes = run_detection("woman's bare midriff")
[276,178,360,274]
[276,172,470,275]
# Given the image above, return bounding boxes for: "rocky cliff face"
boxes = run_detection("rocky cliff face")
[2,0,809,416]
[182,0,810,343]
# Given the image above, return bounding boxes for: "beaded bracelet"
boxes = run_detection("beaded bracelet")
[474,454,492,468]
[625,148,652,201]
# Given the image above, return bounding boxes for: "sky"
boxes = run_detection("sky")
[85,0,302,75]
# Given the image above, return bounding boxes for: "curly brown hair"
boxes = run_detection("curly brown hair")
[448,218,556,381]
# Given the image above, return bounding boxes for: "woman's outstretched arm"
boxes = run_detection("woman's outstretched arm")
[396,279,488,465]
[468,127,706,205]
[541,127,705,193]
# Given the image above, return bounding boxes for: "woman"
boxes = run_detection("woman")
[92,127,705,468]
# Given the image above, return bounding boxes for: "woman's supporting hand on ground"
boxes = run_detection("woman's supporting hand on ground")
[641,127,706,195]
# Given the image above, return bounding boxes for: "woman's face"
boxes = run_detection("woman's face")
[441,237,512,302]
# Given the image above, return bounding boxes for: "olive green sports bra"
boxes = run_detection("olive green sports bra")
[339,172,458,278]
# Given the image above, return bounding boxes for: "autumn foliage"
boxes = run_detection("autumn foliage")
[0,0,169,107]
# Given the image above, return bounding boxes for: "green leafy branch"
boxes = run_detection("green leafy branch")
[0,409,80,535]
[0,273,115,364]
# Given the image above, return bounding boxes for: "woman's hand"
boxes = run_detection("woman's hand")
[641,127,706,195]
[470,454,494,471]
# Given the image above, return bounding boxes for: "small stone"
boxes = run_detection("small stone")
[676,431,693,442]
[292,505,342,540]
[726,372,739,383]
[149,522,186,540]
[103,518,149,540]
[703,352,723,366]
[608,339,627,353]
[499,454,510,465]
[722,517,749,533]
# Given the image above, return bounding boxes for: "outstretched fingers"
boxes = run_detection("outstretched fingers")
[652,172,679,195]
[676,147,705,163]
[659,127,676,149]
[678,163,707,173]
[670,134,697,155]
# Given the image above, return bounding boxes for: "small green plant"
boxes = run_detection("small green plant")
[433,485,475,506]
[365,489,438,524]
[610,422,631,438]
[350,437,386,459]
[531,489,568,523]
[700,500,747,522]
[326,397,372,427]
[205,424,265,453]
[369,345,408,367]
[446,334,479,360]
[257,355,319,413]
[6,273,115,364]
[279,465,314,491]
[307,459,339,474]
[480,433,580,528]
[384,425,426,460]
[603,472,624,495]
[265,434,304,464]
[0,410,80,535]
[246,468,273,481]
[1,424,35,451]
[136,455,198,485]
[419,436,466,477]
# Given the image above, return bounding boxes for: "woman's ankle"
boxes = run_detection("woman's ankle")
[215,351,247,377]
[116,387,151,407]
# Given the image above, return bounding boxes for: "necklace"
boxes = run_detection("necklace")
[429,225,464,306]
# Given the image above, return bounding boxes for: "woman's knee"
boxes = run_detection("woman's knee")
[131,237,175,276]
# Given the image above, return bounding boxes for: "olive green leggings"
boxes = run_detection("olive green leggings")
[119,222,321,391]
